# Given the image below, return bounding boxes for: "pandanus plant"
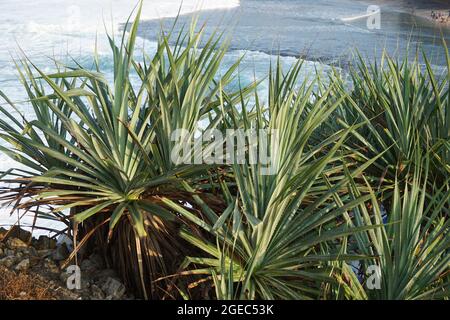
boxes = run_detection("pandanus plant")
[0,3,254,298]
[332,47,450,189]
[0,2,447,300]
[338,154,449,300]
[162,59,384,299]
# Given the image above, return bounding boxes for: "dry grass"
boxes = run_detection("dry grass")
[0,266,57,300]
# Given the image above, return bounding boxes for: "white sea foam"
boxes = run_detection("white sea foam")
[340,9,380,22]
[2,0,240,34]
[0,0,240,236]
[0,0,240,58]
[0,0,350,237]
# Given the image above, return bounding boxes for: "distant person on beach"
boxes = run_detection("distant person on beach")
[430,10,450,23]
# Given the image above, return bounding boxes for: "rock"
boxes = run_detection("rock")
[90,284,106,300]
[94,268,117,282]
[59,271,70,284]
[6,237,28,250]
[88,253,104,269]
[2,226,32,242]
[43,258,60,274]
[26,246,38,257]
[14,247,36,256]
[80,253,104,273]
[15,258,30,271]
[0,227,6,240]
[52,243,69,261]
[80,259,97,273]
[33,235,57,250]
[37,249,54,258]
[0,256,16,268]
[0,228,132,301]
[58,288,81,300]
[81,278,91,290]
[101,277,126,300]
[29,256,40,267]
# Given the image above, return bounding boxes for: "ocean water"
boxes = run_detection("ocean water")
[0,0,449,235]
[140,0,450,66]
[0,0,240,234]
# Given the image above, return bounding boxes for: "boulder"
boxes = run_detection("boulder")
[94,268,118,282]
[2,226,32,242]
[6,237,28,250]
[33,235,57,250]
[101,277,126,300]
[80,259,97,273]
[0,256,16,268]
[88,253,104,269]
[0,227,6,240]
[59,271,70,285]
[37,249,54,258]
[90,284,106,300]
[43,258,60,274]
[80,253,104,273]
[29,256,40,267]
[5,249,15,257]
[52,243,69,261]
[26,246,38,257]
[15,258,30,271]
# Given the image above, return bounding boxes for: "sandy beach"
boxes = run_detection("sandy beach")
[365,0,450,27]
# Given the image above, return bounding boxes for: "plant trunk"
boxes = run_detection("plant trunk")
[74,211,195,299]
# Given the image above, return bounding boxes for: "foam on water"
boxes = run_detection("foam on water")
[1,0,240,34]
[0,0,240,72]
[0,0,240,236]
[1,0,446,236]
[0,0,330,236]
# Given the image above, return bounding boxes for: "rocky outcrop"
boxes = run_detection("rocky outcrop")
[0,228,133,300]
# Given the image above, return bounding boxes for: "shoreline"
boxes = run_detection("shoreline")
[365,0,450,27]
[415,8,450,27]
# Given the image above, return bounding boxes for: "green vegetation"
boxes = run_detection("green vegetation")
[0,4,448,299]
